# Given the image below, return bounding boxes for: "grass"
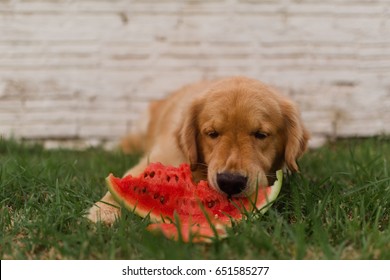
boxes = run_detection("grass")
[0,136,389,259]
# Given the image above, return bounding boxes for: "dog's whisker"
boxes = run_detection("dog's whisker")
[265,173,278,179]
[194,162,209,168]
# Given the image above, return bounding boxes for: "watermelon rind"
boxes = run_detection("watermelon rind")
[259,169,283,214]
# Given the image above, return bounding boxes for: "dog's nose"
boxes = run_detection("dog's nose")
[217,172,248,196]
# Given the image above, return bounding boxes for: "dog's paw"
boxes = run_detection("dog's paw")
[86,202,121,225]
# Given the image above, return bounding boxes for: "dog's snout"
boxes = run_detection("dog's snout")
[216,172,248,196]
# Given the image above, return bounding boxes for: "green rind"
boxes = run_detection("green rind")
[259,169,283,214]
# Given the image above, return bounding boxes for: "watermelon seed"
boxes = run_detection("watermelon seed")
[207,200,215,208]
[133,186,138,191]
[166,175,171,182]
[142,187,147,194]
[174,175,179,182]
[149,171,155,178]
[160,196,165,204]
[153,193,159,199]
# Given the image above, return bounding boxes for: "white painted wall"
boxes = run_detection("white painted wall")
[1,0,389,148]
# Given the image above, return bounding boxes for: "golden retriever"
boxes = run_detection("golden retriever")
[87,76,309,224]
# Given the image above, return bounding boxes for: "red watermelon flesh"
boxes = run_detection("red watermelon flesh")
[106,162,283,242]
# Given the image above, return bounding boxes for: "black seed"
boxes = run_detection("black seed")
[142,187,147,194]
[166,176,170,182]
[149,171,155,178]
[207,200,215,208]
[160,196,165,204]
[174,175,179,182]
[154,193,159,199]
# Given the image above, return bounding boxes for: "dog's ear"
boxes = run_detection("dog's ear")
[176,99,202,171]
[280,98,310,172]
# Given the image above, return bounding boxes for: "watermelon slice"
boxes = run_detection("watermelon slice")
[107,162,282,243]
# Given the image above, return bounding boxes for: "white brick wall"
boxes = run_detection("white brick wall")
[1,0,389,148]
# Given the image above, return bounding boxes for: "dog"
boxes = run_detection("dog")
[87,76,309,224]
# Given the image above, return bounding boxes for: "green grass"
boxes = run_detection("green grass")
[1,136,389,259]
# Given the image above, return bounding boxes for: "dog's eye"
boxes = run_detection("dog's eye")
[253,131,268,139]
[207,130,219,139]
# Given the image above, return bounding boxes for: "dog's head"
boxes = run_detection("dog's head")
[178,77,309,196]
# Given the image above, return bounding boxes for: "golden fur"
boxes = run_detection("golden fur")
[87,76,309,224]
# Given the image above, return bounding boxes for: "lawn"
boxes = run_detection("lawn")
[0,137,389,259]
